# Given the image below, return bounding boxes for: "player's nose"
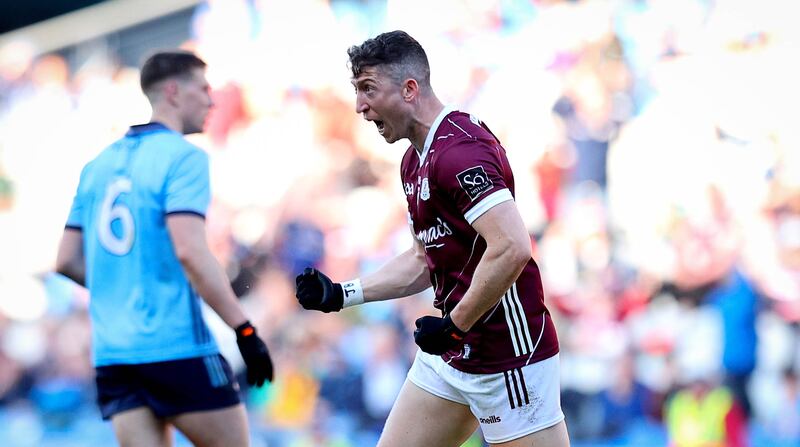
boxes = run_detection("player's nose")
[355,97,368,114]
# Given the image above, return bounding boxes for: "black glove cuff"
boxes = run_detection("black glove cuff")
[235,321,255,339]
[443,314,467,340]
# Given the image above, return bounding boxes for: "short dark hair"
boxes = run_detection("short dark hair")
[347,30,431,88]
[140,50,206,93]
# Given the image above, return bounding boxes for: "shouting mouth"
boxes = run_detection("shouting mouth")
[375,120,385,135]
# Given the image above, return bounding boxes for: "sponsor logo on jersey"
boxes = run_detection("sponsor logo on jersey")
[404,182,414,196]
[456,165,493,201]
[417,217,453,248]
[420,178,430,201]
[479,415,502,424]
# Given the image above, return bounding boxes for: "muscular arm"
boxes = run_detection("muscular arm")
[55,228,86,286]
[362,226,432,302]
[167,214,248,329]
[448,200,531,331]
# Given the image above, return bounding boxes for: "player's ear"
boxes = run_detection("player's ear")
[402,78,419,102]
[163,79,180,106]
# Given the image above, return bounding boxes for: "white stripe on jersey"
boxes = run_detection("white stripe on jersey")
[447,118,473,138]
[420,105,455,166]
[440,233,481,309]
[501,292,522,356]
[501,283,535,357]
[512,283,535,352]
[525,313,547,366]
[464,188,514,224]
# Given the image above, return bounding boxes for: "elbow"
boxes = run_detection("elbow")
[174,249,194,270]
[55,261,83,285]
[173,244,203,272]
[55,264,72,279]
[500,237,531,272]
[55,257,77,278]
[55,259,69,277]
[509,243,531,270]
[488,236,531,271]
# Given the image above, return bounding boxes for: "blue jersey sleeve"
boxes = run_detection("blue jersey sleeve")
[66,165,89,229]
[165,148,210,217]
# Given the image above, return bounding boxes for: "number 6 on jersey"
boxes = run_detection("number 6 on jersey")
[98,178,134,255]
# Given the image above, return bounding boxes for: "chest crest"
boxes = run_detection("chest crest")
[420,178,430,201]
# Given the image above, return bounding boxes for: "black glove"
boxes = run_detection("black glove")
[413,314,467,355]
[235,321,274,387]
[295,267,343,313]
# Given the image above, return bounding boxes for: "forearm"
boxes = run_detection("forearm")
[362,247,431,302]
[449,246,528,331]
[180,250,248,329]
[55,229,86,286]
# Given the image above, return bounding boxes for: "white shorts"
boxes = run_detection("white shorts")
[407,350,564,444]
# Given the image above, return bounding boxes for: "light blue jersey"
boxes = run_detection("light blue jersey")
[66,122,218,366]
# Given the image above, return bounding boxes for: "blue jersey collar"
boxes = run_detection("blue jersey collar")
[125,122,172,136]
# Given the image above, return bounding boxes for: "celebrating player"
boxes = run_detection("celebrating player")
[295,31,570,446]
[55,50,272,447]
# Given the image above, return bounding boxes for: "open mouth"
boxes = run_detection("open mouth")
[375,120,385,135]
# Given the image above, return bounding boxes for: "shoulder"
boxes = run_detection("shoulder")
[400,144,417,169]
[157,132,204,156]
[433,112,502,159]
[163,136,208,166]
[434,115,503,161]
[79,137,123,178]
[439,111,497,144]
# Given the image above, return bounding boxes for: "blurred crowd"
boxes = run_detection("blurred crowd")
[1,0,799,446]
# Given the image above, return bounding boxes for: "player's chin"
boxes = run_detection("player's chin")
[381,132,399,143]
[184,122,205,135]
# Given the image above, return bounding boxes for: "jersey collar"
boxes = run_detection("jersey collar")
[125,122,172,137]
[418,105,455,167]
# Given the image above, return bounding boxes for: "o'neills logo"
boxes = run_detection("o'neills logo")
[417,218,453,245]
[479,415,502,424]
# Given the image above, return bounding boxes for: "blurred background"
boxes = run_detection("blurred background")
[0,0,799,446]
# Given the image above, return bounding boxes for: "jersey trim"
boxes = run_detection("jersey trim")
[125,122,173,137]
[65,224,83,231]
[525,313,547,366]
[439,233,481,309]
[447,117,474,139]
[464,188,513,224]
[165,210,206,219]
[419,105,456,167]
[203,355,230,387]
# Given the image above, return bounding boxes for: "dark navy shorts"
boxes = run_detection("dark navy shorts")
[95,354,241,420]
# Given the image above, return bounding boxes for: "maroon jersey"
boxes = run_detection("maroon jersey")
[401,107,559,374]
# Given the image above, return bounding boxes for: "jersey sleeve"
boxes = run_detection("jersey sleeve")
[66,164,90,229]
[164,148,211,217]
[434,140,514,224]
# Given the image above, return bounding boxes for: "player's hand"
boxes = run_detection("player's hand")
[235,321,274,387]
[413,314,467,355]
[295,268,344,313]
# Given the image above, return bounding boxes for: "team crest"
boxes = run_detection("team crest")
[420,178,430,201]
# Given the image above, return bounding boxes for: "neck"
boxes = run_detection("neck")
[150,108,183,134]
[409,95,445,154]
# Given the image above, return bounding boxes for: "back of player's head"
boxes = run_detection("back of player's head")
[348,30,431,89]
[140,50,206,96]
